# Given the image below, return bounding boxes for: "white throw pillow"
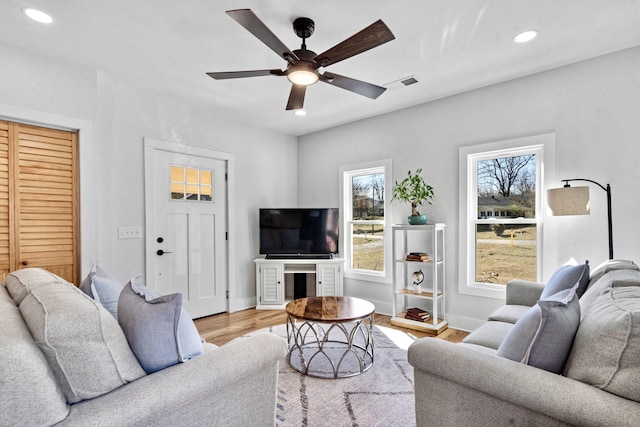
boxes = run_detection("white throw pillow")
[79,264,123,319]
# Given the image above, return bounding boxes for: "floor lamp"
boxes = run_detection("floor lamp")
[547,179,613,260]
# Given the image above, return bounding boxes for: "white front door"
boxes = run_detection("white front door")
[144,140,228,318]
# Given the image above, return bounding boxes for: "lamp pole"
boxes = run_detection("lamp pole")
[562,179,613,259]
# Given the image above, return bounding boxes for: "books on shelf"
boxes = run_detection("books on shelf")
[405,252,430,262]
[405,307,431,322]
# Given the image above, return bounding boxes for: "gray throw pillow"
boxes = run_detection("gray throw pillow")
[575,260,591,298]
[565,287,640,401]
[79,264,123,319]
[118,276,204,374]
[540,260,589,300]
[497,285,580,374]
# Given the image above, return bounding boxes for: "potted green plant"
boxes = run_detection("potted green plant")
[391,168,435,225]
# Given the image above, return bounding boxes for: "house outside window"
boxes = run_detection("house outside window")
[340,160,392,283]
[458,134,556,299]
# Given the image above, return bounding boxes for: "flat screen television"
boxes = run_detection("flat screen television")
[259,208,339,258]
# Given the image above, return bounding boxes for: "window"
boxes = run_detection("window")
[458,134,556,299]
[170,166,213,201]
[340,160,392,282]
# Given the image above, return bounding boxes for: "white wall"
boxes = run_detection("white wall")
[0,42,298,311]
[3,39,640,325]
[298,46,640,330]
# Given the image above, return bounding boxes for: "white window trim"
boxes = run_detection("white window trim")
[458,133,556,299]
[339,159,392,284]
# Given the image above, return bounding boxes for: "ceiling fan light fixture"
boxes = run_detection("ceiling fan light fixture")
[294,109,307,116]
[287,63,319,86]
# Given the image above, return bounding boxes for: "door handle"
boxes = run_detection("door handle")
[156,249,172,256]
[21,260,29,266]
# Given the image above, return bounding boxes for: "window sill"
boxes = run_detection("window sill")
[344,270,390,284]
[458,282,506,300]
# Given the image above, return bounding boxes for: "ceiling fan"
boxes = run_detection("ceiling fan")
[207,9,395,111]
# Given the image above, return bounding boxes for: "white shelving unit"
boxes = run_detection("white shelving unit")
[390,223,447,334]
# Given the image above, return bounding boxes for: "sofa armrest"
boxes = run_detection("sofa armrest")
[59,333,287,427]
[408,338,640,427]
[505,279,545,306]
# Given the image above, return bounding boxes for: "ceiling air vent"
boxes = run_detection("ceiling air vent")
[401,77,418,86]
[384,75,419,90]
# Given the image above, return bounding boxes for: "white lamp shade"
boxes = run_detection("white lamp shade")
[547,186,590,216]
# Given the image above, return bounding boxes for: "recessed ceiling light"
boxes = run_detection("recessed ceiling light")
[514,30,538,44]
[22,8,53,24]
[294,109,307,116]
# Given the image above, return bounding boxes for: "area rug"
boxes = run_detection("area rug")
[252,324,416,427]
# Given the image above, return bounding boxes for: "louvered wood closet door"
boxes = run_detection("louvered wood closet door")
[0,120,78,284]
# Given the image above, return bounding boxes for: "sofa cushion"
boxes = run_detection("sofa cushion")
[579,269,640,318]
[487,304,531,324]
[462,320,514,350]
[79,264,123,319]
[118,276,204,374]
[540,260,589,300]
[0,285,69,426]
[4,267,67,305]
[19,275,145,404]
[496,285,580,374]
[459,342,498,356]
[589,259,639,285]
[565,286,640,401]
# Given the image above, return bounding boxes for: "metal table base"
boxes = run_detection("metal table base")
[286,314,374,379]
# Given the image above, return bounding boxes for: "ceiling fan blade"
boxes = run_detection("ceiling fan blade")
[286,85,306,110]
[226,9,299,63]
[314,20,395,67]
[207,69,285,79]
[320,72,386,99]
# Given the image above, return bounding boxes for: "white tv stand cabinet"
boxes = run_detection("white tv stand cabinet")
[254,257,344,310]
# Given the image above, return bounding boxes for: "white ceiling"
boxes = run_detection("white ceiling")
[1,0,640,136]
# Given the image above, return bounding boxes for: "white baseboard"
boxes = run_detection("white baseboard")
[371,299,393,316]
[230,295,485,334]
[445,313,484,333]
[229,297,256,313]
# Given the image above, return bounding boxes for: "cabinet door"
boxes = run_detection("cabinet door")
[0,122,10,278]
[317,264,342,296]
[14,124,78,283]
[0,121,78,284]
[259,263,283,305]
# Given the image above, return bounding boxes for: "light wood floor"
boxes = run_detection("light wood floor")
[194,308,468,346]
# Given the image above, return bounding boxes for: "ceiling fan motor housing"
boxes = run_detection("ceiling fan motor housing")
[293,17,315,39]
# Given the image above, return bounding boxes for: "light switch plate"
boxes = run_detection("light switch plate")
[118,226,142,239]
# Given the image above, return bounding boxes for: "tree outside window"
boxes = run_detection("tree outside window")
[475,154,538,285]
[459,134,555,299]
[341,160,391,281]
[350,172,385,272]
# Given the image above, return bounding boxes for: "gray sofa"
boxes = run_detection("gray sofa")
[0,268,287,427]
[408,260,640,426]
